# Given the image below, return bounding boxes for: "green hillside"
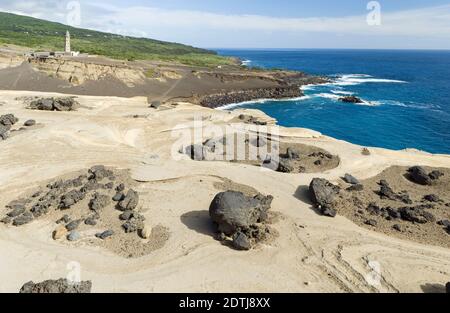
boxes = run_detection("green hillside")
[0,11,234,67]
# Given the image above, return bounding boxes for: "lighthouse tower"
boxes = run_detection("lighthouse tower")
[65,31,71,54]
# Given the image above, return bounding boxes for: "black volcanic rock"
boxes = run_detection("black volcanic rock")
[20,279,92,293]
[29,97,79,111]
[339,96,363,103]
[199,86,303,108]
[407,166,443,186]
[309,178,340,217]
[209,191,272,236]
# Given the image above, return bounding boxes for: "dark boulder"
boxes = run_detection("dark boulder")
[118,189,139,211]
[408,166,431,185]
[66,219,82,231]
[209,191,273,236]
[95,230,114,239]
[423,194,440,203]
[29,97,79,111]
[342,174,360,185]
[19,279,92,293]
[339,96,363,103]
[29,98,53,110]
[446,282,450,294]
[112,192,125,202]
[407,166,443,185]
[0,114,18,127]
[24,119,36,127]
[399,206,435,224]
[309,178,340,217]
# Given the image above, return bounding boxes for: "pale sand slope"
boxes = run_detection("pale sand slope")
[0,90,449,293]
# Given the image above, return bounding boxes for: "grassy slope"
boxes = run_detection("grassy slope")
[0,12,235,67]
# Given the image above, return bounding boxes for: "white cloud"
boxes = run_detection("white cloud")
[0,1,449,48]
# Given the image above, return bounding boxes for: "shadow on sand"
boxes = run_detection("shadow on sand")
[293,185,323,216]
[420,283,447,294]
[180,210,216,237]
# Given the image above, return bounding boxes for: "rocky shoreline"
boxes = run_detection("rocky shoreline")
[194,74,328,108]
[198,86,303,108]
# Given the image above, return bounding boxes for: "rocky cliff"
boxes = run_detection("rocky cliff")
[29,58,147,87]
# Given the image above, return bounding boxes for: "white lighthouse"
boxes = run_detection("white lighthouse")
[65,30,71,54]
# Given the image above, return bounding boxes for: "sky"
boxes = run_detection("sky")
[1,0,450,49]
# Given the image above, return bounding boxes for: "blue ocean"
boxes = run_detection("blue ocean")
[216,49,450,154]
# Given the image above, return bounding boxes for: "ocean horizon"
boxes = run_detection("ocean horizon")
[217,49,450,155]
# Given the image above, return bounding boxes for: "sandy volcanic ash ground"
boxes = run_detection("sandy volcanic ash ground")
[0,89,449,293]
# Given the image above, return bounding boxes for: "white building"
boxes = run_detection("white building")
[65,30,71,53]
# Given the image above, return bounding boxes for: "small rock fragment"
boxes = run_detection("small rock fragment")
[342,174,360,185]
[56,215,71,224]
[95,230,114,240]
[67,231,80,241]
[24,120,36,127]
[53,225,68,240]
[365,219,377,227]
[423,194,440,203]
[112,192,124,202]
[66,220,81,231]
[232,232,251,251]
